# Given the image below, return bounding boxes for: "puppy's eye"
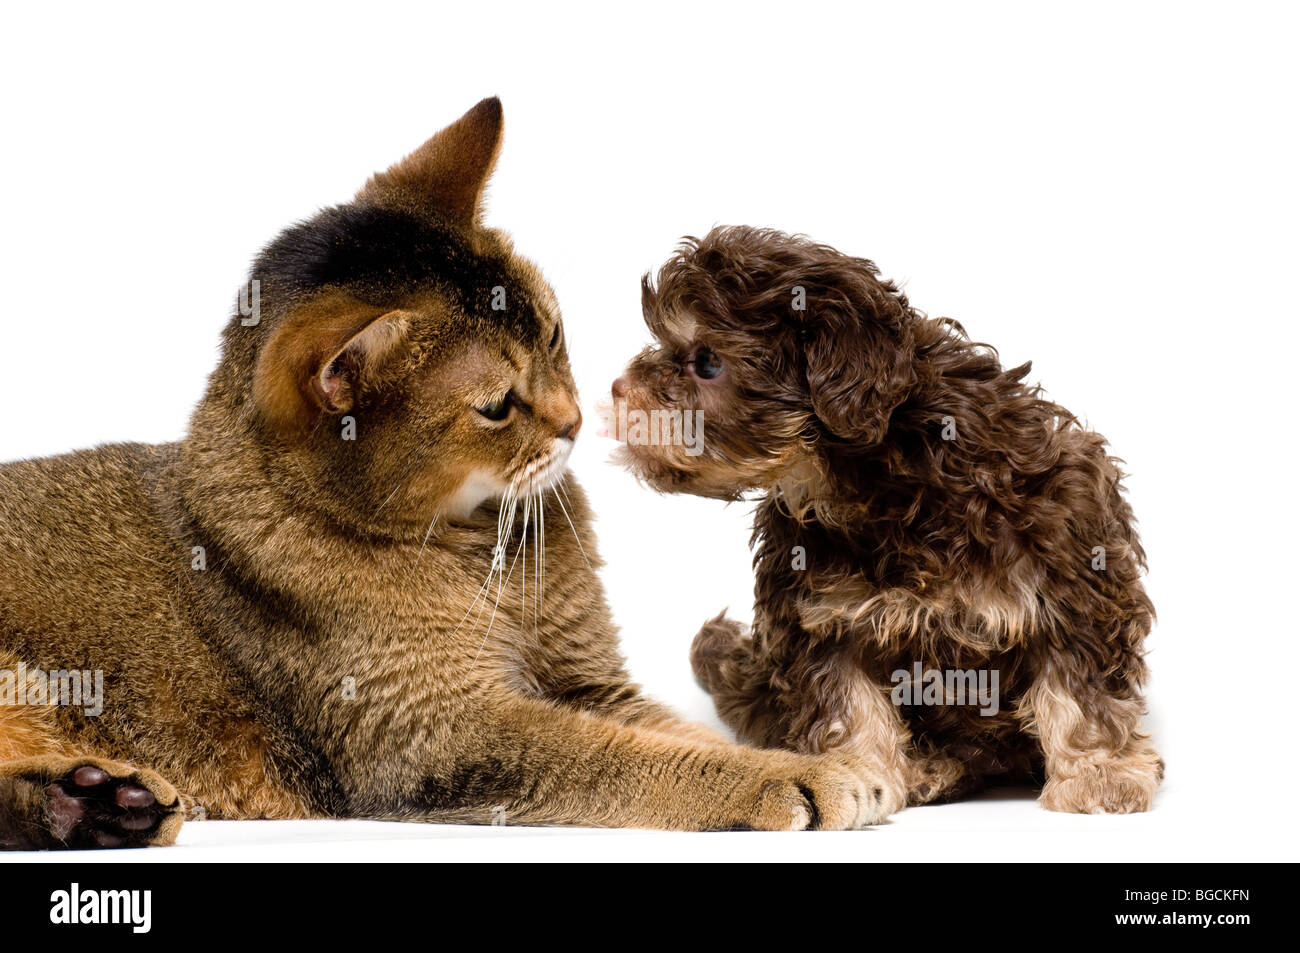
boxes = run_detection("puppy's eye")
[476,394,512,422]
[690,347,724,380]
[549,324,562,351]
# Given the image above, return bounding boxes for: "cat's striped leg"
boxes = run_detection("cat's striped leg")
[547,678,731,746]
[465,696,891,830]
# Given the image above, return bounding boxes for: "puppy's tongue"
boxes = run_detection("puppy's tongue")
[591,395,620,440]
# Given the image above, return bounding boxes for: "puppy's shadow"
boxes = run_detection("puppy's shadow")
[872,783,1040,827]
[962,783,1040,804]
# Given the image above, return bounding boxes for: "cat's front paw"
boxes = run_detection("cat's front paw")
[739,752,892,831]
[10,756,184,849]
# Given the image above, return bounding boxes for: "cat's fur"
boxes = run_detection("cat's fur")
[611,226,1162,816]
[0,103,888,849]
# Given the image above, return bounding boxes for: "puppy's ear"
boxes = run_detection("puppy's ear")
[355,97,503,228]
[803,299,916,445]
[254,293,411,436]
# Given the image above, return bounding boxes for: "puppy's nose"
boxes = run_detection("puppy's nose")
[558,410,582,441]
[611,377,628,399]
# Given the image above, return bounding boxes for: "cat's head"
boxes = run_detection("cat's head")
[207,98,579,537]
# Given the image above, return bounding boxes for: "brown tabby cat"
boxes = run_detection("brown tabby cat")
[0,99,887,849]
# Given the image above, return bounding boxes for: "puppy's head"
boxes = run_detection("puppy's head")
[609,226,916,499]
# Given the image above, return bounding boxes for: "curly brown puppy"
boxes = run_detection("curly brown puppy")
[610,226,1163,814]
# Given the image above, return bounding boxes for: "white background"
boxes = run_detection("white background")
[2,1,1296,862]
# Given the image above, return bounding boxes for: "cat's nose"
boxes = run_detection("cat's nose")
[558,411,582,442]
[611,377,628,399]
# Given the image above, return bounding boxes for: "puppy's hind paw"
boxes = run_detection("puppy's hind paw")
[689,611,750,693]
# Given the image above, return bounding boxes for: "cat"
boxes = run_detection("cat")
[0,100,888,849]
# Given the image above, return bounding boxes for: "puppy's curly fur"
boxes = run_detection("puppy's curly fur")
[613,226,1163,814]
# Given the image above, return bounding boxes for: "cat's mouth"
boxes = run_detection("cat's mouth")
[510,440,573,495]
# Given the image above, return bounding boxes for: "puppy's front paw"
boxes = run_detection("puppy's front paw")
[740,752,893,830]
[1040,749,1163,814]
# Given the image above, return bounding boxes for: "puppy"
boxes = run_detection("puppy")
[610,226,1162,814]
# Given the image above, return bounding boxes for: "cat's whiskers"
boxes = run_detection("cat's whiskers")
[448,557,498,642]
[533,487,542,635]
[471,483,530,671]
[552,479,593,572]
[416,512,441,560]
[520,491,529,636]
[452,450,567,664]
[373,483,402,517]
[540,488,545,624]
[444,485,519,642]
[454,485,517,634]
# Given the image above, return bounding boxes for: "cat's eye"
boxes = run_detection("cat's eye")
[476,394,512,422]
[690,347,724,380]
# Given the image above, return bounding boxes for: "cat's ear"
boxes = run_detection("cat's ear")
[308,310,410,415]
[254,296,411,435]
[355,97,504,227]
